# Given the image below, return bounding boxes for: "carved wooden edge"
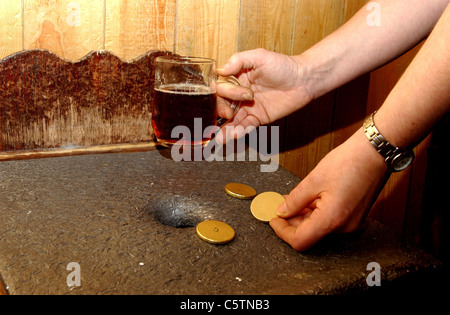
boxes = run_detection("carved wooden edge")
[0,49,173,161]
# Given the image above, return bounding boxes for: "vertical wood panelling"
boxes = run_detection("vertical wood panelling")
[0,0,23,59]
[292,0,346,54]
[280,0,346,179]
[175,0,240,67]
[331,0,371,149]
[239,0,297,54]
[105,0,176,61]
[343,0,367,22]
[23,0,104,61]
[238,0,297,167]
[0,0,434,241]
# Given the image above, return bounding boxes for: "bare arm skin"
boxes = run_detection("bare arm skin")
[299,0,449,100]
[272,3,450,251]
[216,0,449,143]
[217,1,450,251]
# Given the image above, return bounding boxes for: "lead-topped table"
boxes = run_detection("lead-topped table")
[0,148,443,295]
[0,49,444,295]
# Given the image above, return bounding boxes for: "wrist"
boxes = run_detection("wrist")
[290,54,315,100]
[294,47,344,101]
[352,126,389,173]
[363,112,415,172]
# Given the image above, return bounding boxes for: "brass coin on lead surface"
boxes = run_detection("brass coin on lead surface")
[250,191,285,223]
[225,183,257,200]
[196,220,235,245]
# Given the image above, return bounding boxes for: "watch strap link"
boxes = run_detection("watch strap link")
[363,112,399,164]
[363,111,414,172]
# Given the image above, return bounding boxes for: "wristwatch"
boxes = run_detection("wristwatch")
[363,112,415,172]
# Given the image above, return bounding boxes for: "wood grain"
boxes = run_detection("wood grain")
[238,0,297,168]
[331,0,370,149]
[0,0,437,245]
[280,0,346,179]
[239,0,297,54]
[343,0,367,22]
[0,49,172,152]
[292,0,346,54]
[23,0,104,61]
[105,0,176,61]
[175,0,239,66]
[0,0,23,59]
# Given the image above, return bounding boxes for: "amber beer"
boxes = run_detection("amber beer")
[152,84,218,146]
[152,55,240,148]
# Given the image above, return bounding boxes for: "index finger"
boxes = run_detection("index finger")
[216,82,254,102]
[269,209,331,252]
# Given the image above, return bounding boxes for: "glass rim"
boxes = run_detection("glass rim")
[155,55,215,64]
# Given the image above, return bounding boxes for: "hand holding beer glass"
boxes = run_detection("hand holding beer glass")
[152,56,243,148]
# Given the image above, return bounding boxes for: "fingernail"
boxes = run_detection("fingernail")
[276,202,287,217]
[243,93,253,101]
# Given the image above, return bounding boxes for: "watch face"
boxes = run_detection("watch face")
[392,152,415,172]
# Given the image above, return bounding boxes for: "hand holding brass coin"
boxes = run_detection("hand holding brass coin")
[250,192,286,223]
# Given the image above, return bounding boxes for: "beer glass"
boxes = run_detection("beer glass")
[152,56,241,147]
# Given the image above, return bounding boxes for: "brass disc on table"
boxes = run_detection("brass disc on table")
[250,191,285,223]
[196,220,235,245]
[225,183,257,200]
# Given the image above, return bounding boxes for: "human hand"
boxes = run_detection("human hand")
[215,49,313,144]
[270,129,390,251]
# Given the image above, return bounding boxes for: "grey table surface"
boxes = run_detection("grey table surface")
[0,148,443,295]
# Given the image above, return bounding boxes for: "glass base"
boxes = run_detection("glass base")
[156,138,211,148]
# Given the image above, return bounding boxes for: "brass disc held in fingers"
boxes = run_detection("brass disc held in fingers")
[250,192,285,223]
[225,183,257,200]
[196,220,235,245]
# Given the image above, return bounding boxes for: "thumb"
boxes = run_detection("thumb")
[217,55,246,77]
[276,181,317,219]
[217,49,267,77]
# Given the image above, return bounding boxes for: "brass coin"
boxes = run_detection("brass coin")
[225,183,257,200]
[196,220,235,245]
[250,191,285,223]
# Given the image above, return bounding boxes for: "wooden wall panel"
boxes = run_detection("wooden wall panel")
[239,0,296,54]
[332,0,372,149]
[0,0,435,242]
[23,0,104,61]
[238,0,297,165]
[105,0,176,61]
[280,0,346,179]
[0,0,23,59]
[175,0,240,67]
[343,0,367,22]
[292,0,346,53]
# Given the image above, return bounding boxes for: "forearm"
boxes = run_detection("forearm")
[374,3,450,149]
[297,0,449,99]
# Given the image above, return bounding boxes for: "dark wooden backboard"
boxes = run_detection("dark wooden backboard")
[0,49,172,155]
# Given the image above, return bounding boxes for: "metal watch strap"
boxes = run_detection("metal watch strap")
[363,112,398,162]
[364,112,415,172]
